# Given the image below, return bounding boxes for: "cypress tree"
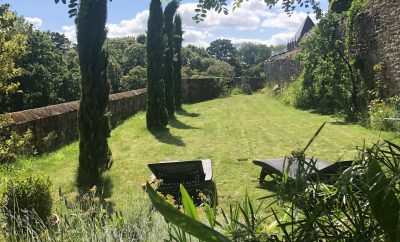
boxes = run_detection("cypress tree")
[163,0,178,117]
[76,0,112,190]
[146,0,168,129]
[173,14,183,110]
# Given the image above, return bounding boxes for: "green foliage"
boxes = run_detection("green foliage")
[288,13,355,114]
[149,183,270,241]
[146,183,230,242]
[207,39,236,62]
[0,4,27,97]
[76,0,112,190]
[1,185,161,241]
[146,0,168,129]
[181,46,214,76]
[368,97,400,131]
[269,139,399,241]
[1,5,80,112]
[207,39,241,76]
[219,194,269,241]
[230,83,252,96]
[173,14,183,110]
[345,0,369,54]
[106,38,146,93]
[237,43,271,77]
[230,87,244,96]
[10,30,80,111]
[367,148,400,242]
[328,0,352,13]
[163,0,179,117]
[278,79,304,107]
[0,5,35,165]
[206,60,235,79]
[121,66,147,91]
[1,176,52,234]
[0,120,34,164]
[136,34,146,45]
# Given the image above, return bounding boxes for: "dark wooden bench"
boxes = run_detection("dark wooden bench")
[253,158,352,184]
[148,159,214,203]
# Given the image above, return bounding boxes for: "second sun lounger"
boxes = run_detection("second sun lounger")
[253,158,352,183]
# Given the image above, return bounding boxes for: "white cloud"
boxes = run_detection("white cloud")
[61,25,76,43]
[60,0,319,47]
[262,11,318,32]
[183,29,215,48]
[107,10,149,38]
[178,1,267,31]
[24,17,42,29]
[176,0,318,47]
[220,31,295,47]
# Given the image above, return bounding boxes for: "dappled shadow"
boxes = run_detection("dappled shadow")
[256,179,280,193]
[256,179,296,204]
[169,116,200,130]
[150,128,185,147]
[72,175,115,214]
[329,121,351,126]
[176,108,200,118]
[98,175,115,213]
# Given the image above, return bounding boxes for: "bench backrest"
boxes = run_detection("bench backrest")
[148,160,205,184]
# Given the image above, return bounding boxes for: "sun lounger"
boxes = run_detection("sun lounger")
[253,158,352,184]
[148,159,213,202]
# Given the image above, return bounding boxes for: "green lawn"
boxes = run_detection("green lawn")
[1,92,398,212]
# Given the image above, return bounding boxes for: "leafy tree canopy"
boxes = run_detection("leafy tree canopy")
[0,4,27,98]
[207,39,237,62]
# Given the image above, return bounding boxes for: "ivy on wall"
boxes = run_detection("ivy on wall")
[280,0,391,122]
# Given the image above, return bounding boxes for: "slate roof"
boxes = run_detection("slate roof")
[292,16,315,42]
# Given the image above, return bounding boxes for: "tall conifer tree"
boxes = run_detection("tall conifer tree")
[76,0,112,189]
[163,0,178,117]
[173,14,183,110]
[146,0,168,129]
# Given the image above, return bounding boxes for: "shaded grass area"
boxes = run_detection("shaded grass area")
[1,93,398,213]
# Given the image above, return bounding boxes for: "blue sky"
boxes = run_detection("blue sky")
[5,0,328,47]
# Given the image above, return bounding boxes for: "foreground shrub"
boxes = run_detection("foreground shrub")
[0,115,34,164]
[1,176,52,235]
[368,96,400,131]
[1,185,167,241]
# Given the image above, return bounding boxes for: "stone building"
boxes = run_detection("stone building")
[266,16,315,84]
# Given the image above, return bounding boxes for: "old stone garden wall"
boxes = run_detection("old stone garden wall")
[354,0,400,96]
[182,77,265,102]
[264,51,301,86]
[8,89,147,153]
[7,77,265,153]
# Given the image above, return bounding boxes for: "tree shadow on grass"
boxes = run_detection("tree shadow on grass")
[329,119,358,126]
[150,127,185,147]
[73,175,115,214]
[169,116,200,130]
[98,175,114,213]
[176,108,200,118]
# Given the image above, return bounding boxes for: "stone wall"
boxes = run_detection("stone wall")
[181,77,265,102]
[8,89,147,153]
[354,0,400,96]
[264,51,301,86]
[181,78,223,103]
